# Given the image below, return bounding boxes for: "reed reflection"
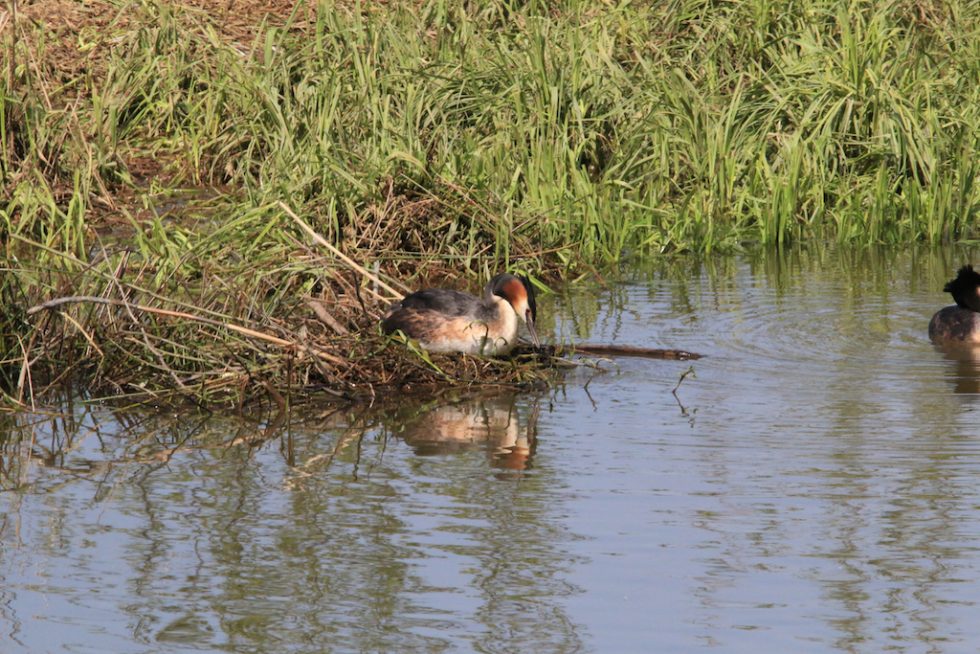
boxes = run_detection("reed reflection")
[390,392,538,471]
[0,398,124,494]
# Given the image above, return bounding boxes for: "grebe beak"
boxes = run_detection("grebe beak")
[524,309,541,348]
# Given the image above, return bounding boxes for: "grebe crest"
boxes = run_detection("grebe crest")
[929,265,980,345]
[943,265,980,311]
[382,273,540,355]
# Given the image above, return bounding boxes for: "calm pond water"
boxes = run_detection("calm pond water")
[4,246,980,653]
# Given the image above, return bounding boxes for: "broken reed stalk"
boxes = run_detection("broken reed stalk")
[26,295,349,366]
[4,0,15,167]
[561,344,702,360]
[279,201,404,301]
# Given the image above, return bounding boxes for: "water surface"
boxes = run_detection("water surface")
[3,246,980,653]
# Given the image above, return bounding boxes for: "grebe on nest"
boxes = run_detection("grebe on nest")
[382,273,540,355]
[929,265,980,345]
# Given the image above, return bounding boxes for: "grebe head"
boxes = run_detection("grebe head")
[944,265,980,312]
[486,274,540,348]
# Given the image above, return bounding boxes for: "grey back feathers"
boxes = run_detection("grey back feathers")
[387,289,492,321]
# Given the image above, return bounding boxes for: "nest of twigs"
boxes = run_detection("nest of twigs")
[4,204,562,407]
[20,300,558,406]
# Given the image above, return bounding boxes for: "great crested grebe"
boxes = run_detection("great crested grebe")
[382,273,540,355]
[929,265,980,345]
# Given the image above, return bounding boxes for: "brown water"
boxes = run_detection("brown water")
[3,246,980,653]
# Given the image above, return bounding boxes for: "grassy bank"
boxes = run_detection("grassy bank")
[3,0,980,403]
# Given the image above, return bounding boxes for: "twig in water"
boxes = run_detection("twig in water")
[672,366,696,418]
[582,375,598,411]
[672,366,696,395]
[563,344,702,360]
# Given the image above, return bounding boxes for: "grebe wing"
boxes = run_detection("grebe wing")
[389,289,481,317]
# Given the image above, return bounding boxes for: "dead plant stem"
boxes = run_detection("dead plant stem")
[26,295,349,367]
[279,201,403,300]
[4,0,16,169]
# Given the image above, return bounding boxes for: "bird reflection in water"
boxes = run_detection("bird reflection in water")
[393,393,539,471]
[933,346,980,395]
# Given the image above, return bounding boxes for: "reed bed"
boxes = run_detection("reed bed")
[3,0,980,404]
[3,202,559,405]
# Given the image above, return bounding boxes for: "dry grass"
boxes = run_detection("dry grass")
[5,201,560,406]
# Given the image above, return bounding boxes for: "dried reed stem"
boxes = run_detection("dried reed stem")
[3,0,16,167]
[26,295,349,367]
[279,201,403,300]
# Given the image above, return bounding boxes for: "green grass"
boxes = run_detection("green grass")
[6,0,980,254]
[2,0,980,401]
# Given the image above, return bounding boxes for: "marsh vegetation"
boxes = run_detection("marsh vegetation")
[2,0,979,404]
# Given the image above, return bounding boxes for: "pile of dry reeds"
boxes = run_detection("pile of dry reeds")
[5,203,559,407]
